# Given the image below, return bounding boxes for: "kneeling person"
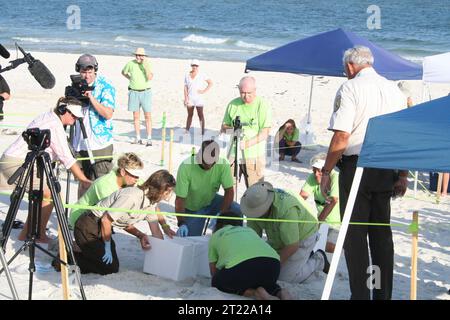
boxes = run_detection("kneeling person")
[209,212,291,300]
[74,170,176,275]
[175,140,241,237]
[241,182,329,283]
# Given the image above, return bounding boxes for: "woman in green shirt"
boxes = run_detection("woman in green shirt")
[276,119,302,163]
[209,212,291,300]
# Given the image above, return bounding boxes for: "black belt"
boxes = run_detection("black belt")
[128,87,150,92]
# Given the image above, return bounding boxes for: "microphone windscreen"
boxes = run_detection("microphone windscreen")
[0,44,10,59]
[28,60,55,89]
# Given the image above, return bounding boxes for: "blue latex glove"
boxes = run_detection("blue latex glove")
[176,224,189,237]
[102,240,113,264]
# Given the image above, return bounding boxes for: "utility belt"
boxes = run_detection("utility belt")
[128,87,150,92]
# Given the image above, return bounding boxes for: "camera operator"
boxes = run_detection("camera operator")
[71,54,116,196]
[0,74,11,124]
[0,97,92,243]
[221,76,272,186]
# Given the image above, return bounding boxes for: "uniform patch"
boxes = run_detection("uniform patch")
[333,94,342,112]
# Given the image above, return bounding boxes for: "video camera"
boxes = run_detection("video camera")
[64,74,94,105]
[22,128,51,152]
[232,116,252,131]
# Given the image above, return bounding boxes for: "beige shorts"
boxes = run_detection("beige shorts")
[327,227,339,244]
[0,153,48,191]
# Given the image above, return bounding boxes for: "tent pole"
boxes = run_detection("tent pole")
[436,173,443,203]
[413,171,418,199]
[303,76,315,146]
[410,210,419,300]
[321,167,364,300]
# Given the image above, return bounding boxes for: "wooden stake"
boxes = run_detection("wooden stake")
[160,112,167,167]
[436,173,443,203]
[169,129,174,173]
[58,226,70,300]
[410,210,419,300]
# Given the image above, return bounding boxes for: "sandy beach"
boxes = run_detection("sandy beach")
[0,51,449,300]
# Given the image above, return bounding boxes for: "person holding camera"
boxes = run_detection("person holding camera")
[122,48,154,146]
[0,97,92,243]
[221,76,271,186]
[71,54,116,196]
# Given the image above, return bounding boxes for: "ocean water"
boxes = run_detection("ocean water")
[0,0,449,62]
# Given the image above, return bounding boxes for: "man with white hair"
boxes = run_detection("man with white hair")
[221,76,272,186]
[320,46,408,300]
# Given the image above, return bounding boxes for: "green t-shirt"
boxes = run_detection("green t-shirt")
[247,189,318,251]
[175,156,234,211]
[283,128,299,142]
[122,60,152,90]
[222,96,272,159]
[208,225,279,269]
[301,170,340,229]
[69,170,119,227]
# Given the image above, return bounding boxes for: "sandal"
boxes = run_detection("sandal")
[291,158,302,163]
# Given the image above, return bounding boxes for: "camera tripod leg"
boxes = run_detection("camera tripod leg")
[0,248,19,299]
[41,153,86,300]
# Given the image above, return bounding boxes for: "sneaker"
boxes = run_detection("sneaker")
[316,249,330,274]
[146,139,152,146]
[132,137,143,144]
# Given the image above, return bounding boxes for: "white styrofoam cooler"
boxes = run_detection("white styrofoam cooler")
[143,236,211,281]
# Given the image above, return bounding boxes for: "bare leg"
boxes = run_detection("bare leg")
[144,112,152,138]
[133,111,141,138]
[185,106,194,132]
[326,242,335,253]
[18,188,53,243]
[254,287,279,300]
[276,288,293,300]
[196,106,205,135]
[442,173,449,196]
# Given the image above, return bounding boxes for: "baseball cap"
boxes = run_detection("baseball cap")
[311,159,326,170]
[190,59,200,66]
[125,167,144,178]
[76,54,98,70]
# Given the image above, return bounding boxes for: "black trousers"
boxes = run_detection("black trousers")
[212,257,281,296]
[74,212,119,275]
[338,155,396,300]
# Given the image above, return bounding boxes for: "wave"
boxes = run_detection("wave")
[182,34,229,45]
[114,36,147,45]
[12,36,108,47]
[235,40,272,51]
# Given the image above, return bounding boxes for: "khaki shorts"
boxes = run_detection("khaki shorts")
[327,227,339,244]
[0,154,48,191]
[230,157,265,187]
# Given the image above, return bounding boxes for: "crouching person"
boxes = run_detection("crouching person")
[241,182,329,283]
[74,170,176,275]
[209,212,291,300]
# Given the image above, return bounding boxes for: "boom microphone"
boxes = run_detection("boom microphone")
[17,44,55,89]
[28,60,56,89]
[0,44,10,59]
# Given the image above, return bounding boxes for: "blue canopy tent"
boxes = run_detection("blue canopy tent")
[322,95,450,300]
[245,28,423,144]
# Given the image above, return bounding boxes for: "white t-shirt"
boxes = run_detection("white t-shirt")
[329,67,407,156]
[184,72,210,106]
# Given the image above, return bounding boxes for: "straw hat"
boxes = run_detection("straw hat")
[134,48,147,56]
[240,182,275,218]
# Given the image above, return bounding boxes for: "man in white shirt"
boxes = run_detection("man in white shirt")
[320,46,408,300]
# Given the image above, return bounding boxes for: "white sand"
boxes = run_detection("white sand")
[0,52,449,300]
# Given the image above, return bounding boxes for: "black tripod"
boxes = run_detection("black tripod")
[0,129,86,300]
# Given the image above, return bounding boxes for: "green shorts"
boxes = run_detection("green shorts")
[128,89,152,112]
